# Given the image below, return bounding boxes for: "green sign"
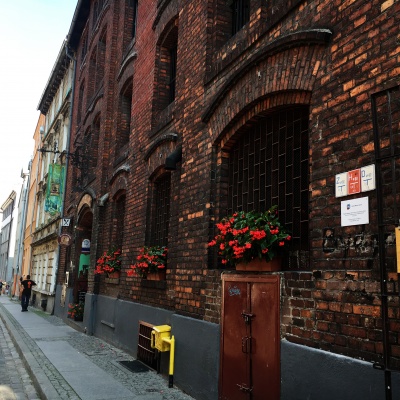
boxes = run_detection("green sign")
[45,164,65,215]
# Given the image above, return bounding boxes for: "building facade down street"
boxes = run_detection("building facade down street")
[19,114,46,293]
[0,191,17,286]
[29,41,74,313]
[40,1,400,399]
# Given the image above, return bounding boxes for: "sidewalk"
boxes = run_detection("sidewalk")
[0,296,195,400]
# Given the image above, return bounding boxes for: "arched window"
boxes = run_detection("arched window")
[77,81,85,125]
[149,172,171,246]
[117,79,133,152]
[113,192,126,251]
[227,106,310,267]
[153,19,178,120]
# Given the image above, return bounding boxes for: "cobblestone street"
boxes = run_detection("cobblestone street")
[0,316,40,400]
[0,297,195,400]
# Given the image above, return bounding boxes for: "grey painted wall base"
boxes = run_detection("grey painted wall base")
[84,293,220,400]
[53,287,400,400]
[281,340,400,400]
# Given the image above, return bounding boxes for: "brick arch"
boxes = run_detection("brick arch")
[206,40,328,143]
[218,90,312,150]
[145,137,179,177]
[109,171,128,200]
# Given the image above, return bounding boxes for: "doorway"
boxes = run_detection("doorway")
[220,274,280,400]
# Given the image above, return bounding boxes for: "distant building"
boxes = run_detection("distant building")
[0,191,17,284]
[11,170,30,296]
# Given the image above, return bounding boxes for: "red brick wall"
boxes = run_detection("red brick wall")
[62,0,400,367]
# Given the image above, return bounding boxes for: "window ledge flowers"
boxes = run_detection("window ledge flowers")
[68,302,84,320]
[127,246,168,278]
[208,206,291,268]
[95,248,122,275]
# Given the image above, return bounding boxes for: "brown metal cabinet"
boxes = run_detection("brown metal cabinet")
[220,274,280,400]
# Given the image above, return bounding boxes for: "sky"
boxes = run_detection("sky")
[0,1,78,209]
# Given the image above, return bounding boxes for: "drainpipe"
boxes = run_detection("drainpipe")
[51,41,76,315]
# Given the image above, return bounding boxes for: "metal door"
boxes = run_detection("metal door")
[220,274,280,400]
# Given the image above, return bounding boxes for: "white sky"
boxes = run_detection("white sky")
[0,1,78,207]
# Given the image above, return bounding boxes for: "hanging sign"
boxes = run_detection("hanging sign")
[81,239,91,253]
[58,233,73,246]
[62,218,71,227]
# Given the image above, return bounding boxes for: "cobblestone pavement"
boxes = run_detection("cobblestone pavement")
[0,298,195,400]
[0,317,40,400]
[40,313,195,400]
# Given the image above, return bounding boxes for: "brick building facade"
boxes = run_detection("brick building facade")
[53,1,400,399]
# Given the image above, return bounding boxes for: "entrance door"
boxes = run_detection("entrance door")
[220,274,280,400]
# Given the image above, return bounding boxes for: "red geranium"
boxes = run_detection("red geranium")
[208,206,290,267]
[127,246,168,277]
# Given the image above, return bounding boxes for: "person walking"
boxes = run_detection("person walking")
[20,275,36,312]
[0,281,3,295]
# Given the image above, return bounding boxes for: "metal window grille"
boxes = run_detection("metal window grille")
[119,83,132,148]
[151,173,171,246]
[129,0,138,39]
[169,46,177,104]
[228,106,309,249]
[77,83,85,124]
[115,195,126,250]
[231,0,250,35]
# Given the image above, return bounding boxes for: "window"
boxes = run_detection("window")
[92,0,106,29]
[96,31,106,90]
[153,19,178,119]
[88,29,107,104]
[117,79,133,152]
[231,0,250,35]
[77,82,85,124]
[81,31,88,62]
[113,193,126,251]
[88,47,97,101]
[227,106,310,261]
[150,173,171,246]
[128,0,138,42]
[168,45,177,103]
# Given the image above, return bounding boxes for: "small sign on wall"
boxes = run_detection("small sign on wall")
[341,196,369,227]
[361,164,376,192]
[348,169,361,195]
[335,172,348,197]
[335,164,375,197]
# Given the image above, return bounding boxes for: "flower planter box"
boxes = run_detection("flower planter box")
[107,270,121,279]
[146,270,166,281]
[236,257,281,272]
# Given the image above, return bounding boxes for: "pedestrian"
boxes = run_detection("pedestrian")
[20,275,36,312]
[5,284,9,295]
[0,281,2,295]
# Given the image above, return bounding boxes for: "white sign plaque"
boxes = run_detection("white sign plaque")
[341,196,369,227]
[361,164,375,192]
[335,172,348,197]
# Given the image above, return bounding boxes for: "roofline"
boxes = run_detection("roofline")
[37,41,71,114]
[66,0,91,51]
